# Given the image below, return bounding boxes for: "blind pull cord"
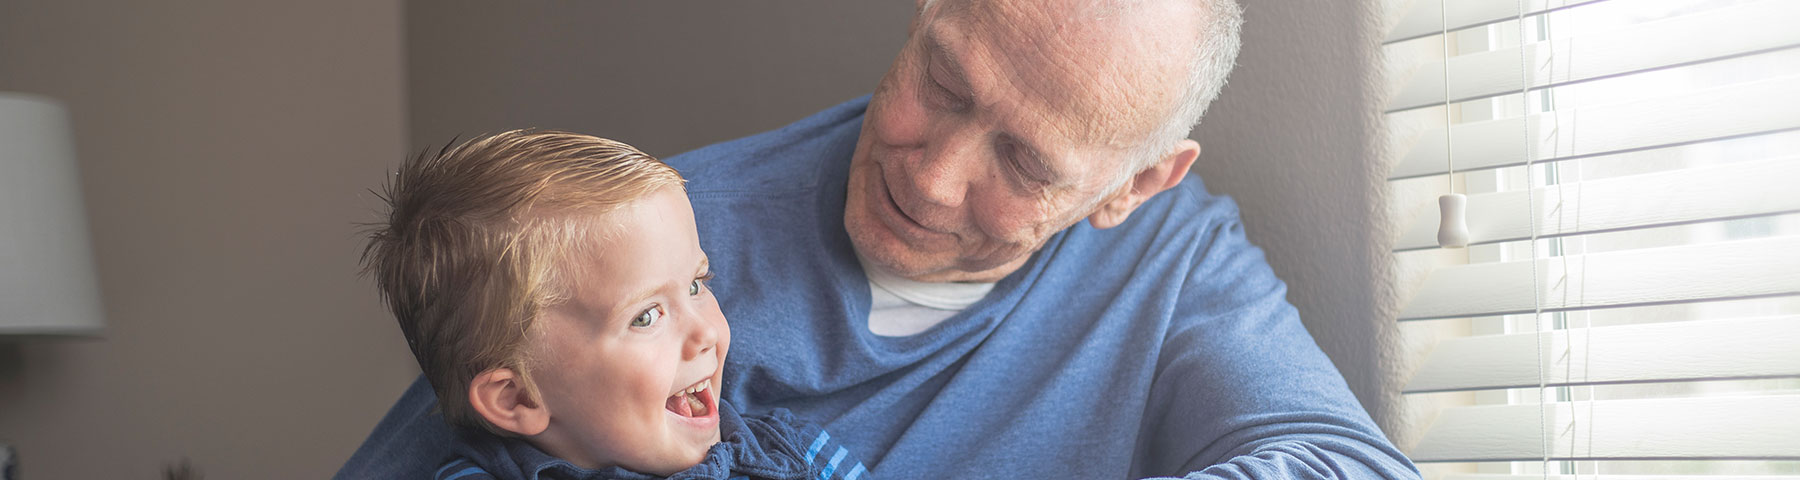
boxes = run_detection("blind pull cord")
[1438,1,1470,249]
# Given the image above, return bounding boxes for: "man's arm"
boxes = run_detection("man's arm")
[1140,218,1419,480]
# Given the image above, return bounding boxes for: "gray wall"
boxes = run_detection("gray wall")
[0,1,417,478]
[407,0,1404,436]
[406,2,917,159]
[0,1,1401,477]
[1192,1,1403,432]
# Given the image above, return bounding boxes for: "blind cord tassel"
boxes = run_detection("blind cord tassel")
[1438,193,1470,248]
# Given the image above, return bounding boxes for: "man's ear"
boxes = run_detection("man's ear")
[1088,139,1200,230]
[468,367,550,436]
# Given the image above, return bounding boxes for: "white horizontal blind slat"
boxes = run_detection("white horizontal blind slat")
[1389,75,1800,180]
[1387,0,1800,112]
[1446,475,1800,480]
[1384,0,1603,44]
[1391,0,1800,476]
[1404,315,1800,393]
[1397,236,1800,321]
[1395,156,1800,251]
[1411,395,1800,462]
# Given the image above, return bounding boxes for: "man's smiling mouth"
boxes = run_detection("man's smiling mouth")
[875,159,942,237]
[884,179,927,230]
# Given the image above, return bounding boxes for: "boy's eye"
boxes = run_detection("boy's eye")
[690,272,713,296]
[632,305,664,328]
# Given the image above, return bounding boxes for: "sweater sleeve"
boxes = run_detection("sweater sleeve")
[1138,217,1419,480]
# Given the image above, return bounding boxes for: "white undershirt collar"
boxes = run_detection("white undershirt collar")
[858,253,996,337]
[860,255,995,311]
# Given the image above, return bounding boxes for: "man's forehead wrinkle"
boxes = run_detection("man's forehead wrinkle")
[922,30,969,89]
[960,0,1171,151]
[925,14,1074,167]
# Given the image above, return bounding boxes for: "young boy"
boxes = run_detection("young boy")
[362,131,869,480]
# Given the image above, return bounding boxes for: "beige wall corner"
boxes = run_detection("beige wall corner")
[1192,0,1409,439]
[0,0,418,478]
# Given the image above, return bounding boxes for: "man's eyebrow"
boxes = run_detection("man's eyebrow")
[925,29,1066,185]
[1011,138,1063,182]
[922,32,973,95]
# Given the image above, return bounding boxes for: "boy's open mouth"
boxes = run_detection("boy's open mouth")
[665,378,713,418]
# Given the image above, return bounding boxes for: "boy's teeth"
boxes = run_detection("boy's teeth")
[683,379,710,395]
[667,379,713,417]
[685,392,708,416]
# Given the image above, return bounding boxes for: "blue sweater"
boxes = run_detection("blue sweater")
[434,403,869,480]
[335,96,1418,480]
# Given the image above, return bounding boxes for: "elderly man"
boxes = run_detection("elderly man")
[340,0,1418,478]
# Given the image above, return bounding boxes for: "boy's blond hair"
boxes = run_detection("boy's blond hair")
[362,130,683,434]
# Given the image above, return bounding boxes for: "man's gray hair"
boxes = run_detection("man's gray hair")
[1096,0,1242,211]
[1128,0,1243,177]
[1109,0,1244,196]
[918,0,1245,194]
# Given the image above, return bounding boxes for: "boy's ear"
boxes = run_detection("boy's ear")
[468,367,550,436]
[1088,139,1200,230]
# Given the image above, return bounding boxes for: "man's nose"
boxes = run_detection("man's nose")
[908,126,981,208]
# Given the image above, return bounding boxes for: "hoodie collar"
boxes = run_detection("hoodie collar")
[452,400,819,480]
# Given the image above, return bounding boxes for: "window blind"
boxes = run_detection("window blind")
[1382,0,1800,478]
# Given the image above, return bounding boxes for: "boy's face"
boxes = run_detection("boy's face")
[527,186,729,475]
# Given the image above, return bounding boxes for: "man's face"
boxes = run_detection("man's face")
[844,0,1191,283]
[526,187,729,476]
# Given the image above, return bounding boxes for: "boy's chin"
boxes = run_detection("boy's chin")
[638,427,720,476]
[682,427,723,464]
[638,444,713,477]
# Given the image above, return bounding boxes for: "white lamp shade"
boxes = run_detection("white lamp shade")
[1,93,105,335]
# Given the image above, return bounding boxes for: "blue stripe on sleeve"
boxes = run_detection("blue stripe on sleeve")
[804,431,830,465]
[434,460,461,479]
[434,460,482,480]
[844,463,867,480]
[819,447,848,480]
[440,466,487,480]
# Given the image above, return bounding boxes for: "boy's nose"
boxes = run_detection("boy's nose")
[682,311,722,360]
